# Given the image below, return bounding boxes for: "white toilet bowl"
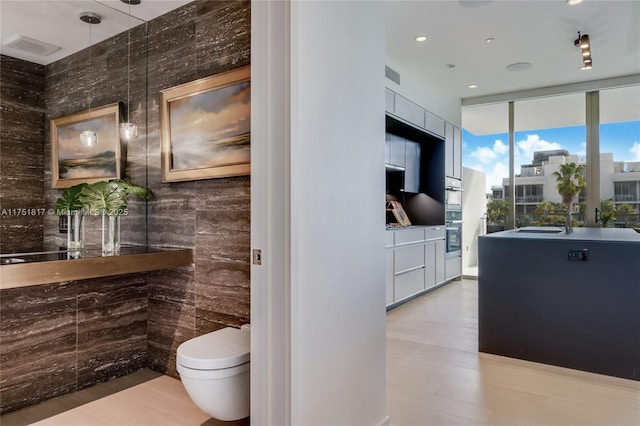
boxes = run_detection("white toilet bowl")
[176,325,250,421]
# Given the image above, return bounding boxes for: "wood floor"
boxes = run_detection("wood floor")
[3,278,638,425]
[387,278,640,426]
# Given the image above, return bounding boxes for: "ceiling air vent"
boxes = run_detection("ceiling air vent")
[385,65,400,85]
[3,35,61,56]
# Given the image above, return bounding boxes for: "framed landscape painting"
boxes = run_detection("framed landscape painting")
[51,103,121,188]
[160,65,251,182]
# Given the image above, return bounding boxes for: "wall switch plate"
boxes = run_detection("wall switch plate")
[568,248,588,261]
[252,249,262,265]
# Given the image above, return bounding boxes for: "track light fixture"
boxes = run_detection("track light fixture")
[574,31,592,70]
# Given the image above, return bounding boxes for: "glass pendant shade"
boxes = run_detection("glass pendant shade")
[120,122,139,141]
[80,129,98,147]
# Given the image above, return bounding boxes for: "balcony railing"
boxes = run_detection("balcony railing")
[614,194,638,202]
[515,196,544,203]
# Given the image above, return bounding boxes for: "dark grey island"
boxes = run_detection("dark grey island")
[478,227,640,381]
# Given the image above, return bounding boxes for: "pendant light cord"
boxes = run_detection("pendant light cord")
[126,1,131,123]
[88,21,93,124]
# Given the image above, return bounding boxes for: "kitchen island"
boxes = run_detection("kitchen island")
[478,227,640,381]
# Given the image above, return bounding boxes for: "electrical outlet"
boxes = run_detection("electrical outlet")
[567,248,588,261]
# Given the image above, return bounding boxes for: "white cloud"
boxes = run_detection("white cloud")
[631,141,640,161]
[470,138,509,164]
[485,161,508,193]
[516,134,562,163]
[493,139,508,155]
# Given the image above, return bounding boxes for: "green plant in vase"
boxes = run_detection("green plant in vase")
[79,179,152,255]
[54,183,89,253]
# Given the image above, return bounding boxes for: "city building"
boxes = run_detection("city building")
[490,150,640,216]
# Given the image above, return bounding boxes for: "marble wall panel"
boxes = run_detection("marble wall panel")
[147,298,196,378]
[0,274,149,413]
[144,1,251,376]
[0,55,45,254]
[0,282,77,413]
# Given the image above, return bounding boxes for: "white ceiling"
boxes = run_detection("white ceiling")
[0,0,191,65]
[1,0,639,134]
[385,0,640,134]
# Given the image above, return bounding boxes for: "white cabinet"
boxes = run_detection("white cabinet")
[445,122,462,179]
[395,268,425,301]
[386,227,447,307]
[446,255,462,281]
[386,88,445,138]
[404,141,420,193]
[395,228,424,245]
[424,226,445,289]
[387,134,405,167]
[453,125,462,179]
[424,242,436,289]
[435,239,445,284]
[395,245,425,273]
[385,88,395,114]
[424,110,445,138]
[394,94,425,129]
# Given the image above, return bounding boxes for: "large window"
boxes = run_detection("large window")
[599,86,640,227]
[463,85,640,230]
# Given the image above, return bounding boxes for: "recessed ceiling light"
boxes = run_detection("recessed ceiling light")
[468,84,478,89]
[485,37,495,44]
[445,63,456,69]
[415,35,427,42]
[566,0,583,5]
[505,62,533,72]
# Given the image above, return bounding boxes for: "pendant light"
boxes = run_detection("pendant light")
[79,12,101,147]
[119,0,139,142]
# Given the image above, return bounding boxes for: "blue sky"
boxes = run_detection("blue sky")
[462,120,640,192]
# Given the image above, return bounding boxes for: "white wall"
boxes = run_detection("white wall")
[251,1,388,425]
[462,167,486,272]
[290,2,387,424]
[385,56,462,127]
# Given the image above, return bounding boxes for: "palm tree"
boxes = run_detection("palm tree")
[599,199,616,227]
[552,163,585,213]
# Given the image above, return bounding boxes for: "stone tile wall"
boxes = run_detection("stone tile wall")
[145,0,251,377]
[0,55,45,253]
[0,274,147,413]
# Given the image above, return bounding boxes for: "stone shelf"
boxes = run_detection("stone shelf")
[0,246,193,289]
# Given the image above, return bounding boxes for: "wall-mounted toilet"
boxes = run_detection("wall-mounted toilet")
[176,325,250,421]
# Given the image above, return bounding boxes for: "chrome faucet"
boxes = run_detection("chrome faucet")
[565,209,573,234]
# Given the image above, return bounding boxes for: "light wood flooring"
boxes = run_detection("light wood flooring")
[387,278,640,425]
[3,278,638,425]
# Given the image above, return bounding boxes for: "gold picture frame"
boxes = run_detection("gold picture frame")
[51,103,121,189]
[160,66,251,182]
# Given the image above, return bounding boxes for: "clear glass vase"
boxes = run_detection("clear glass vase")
[101,214,121,256]
[67,211,85,258]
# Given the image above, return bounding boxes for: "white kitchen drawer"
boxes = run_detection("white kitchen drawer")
[385,231,395,248]
[394,244,425,273]
[425,226,445,241]
[394,268,425,301]
[395,228,425,245]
